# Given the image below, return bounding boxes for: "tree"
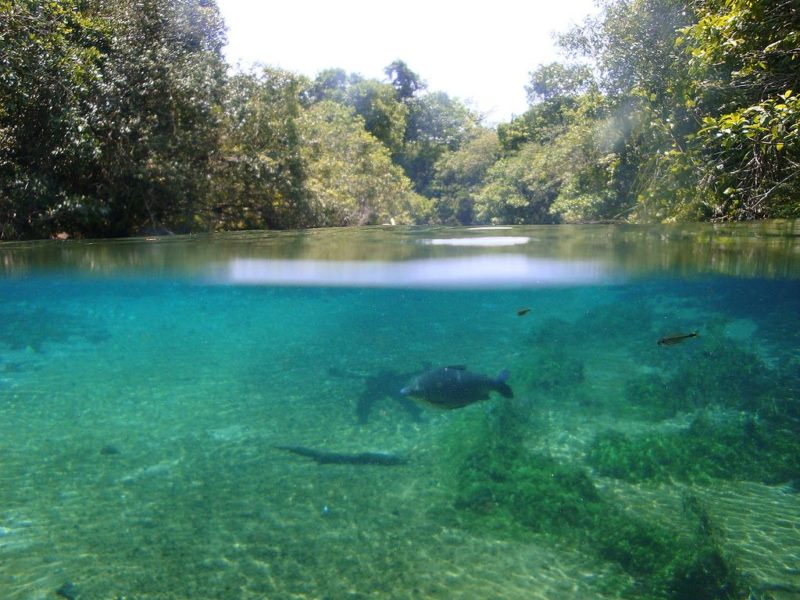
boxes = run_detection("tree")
[211,68,308,229]
[0,0,107,239]
[401,91,480,195]
[345,79,408,157]
[679,0,800,219]
[89,0,228,234]
[0,0,229,238]
[384,59,425,101]
[297,101,425,226]
[307,68,350,103]
[559,0,692,101]
[431,129,501,224]
[526,63,594,104]
[499,63,600,151]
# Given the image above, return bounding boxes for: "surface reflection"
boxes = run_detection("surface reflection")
[219,256,610,288]
[419,237,530,247]
[1,221,799,280]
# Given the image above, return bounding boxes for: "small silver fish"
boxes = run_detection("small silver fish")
[657,331,699,346]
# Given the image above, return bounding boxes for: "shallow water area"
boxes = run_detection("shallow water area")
[1,224,799,599]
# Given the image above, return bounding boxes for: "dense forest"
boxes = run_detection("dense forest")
[1,0,797,239]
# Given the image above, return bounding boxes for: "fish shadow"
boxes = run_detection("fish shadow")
[328,367,423,425]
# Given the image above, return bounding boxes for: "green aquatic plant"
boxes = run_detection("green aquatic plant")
[516,317,587,404]
[588,413,800,484]
[622,373,684,420]
[670,336,773,412]
[455,442,602,532]
[623,332,781,420]
[515,347,586,402]
[446,403,742,599]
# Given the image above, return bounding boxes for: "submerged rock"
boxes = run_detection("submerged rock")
[55,581,78,600]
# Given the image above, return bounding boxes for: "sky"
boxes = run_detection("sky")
[215,0,600,123]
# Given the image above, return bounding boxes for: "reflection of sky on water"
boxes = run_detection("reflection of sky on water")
[419,237,530,247]
[219,256,612,288]
[465,226,513,231]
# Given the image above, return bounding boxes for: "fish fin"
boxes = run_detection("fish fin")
[496,382,514,399]
[444,365,467,370]
[496,369,510,383]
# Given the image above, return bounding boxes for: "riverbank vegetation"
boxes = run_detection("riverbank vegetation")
[1,0,797,239]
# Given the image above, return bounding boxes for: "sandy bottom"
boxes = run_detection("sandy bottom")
[1,390,798,600]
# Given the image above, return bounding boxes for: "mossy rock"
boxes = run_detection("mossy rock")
[587,413,800,484]
[456,449,602,532]
[446,403,742,599]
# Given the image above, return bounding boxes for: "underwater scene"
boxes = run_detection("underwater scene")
[1,225,799,600]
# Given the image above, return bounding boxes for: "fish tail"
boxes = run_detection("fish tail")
[495,369,513,398]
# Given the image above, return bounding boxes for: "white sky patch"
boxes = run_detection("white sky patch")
[215,0,600,123]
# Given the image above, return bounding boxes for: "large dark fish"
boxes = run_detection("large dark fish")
[400,365,513,409]
[657,331,699,346]
[275,446,408,466]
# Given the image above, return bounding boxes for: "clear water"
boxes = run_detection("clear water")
[1,225,799,599]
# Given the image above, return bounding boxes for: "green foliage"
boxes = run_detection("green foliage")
[3,0,797,237]
[298,101,422,226]
[448,403,742,599]
[476,107,625,224]
[555,0,800,222]
[693,92,800,219]
[559,0,692,101]
[473,143,560,224]
[400,91,481,196]
[429,129,501,224]
[673,0,800,219]
[0,0,228,238]
[526,62,595,105]
[0,0,108,238]
[91,0,228,234]
[384,59,425,101]
[210,68,308,230]
[345,79,408,158]
[482,66,632,224]
[588,413,800,484]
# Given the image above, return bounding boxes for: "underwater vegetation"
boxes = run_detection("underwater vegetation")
[516,317,586,402]
[444,403,742,600]
[515,307,797,425]
[588,328,800,485]
[587,412,800,485]
[646,334,775,415]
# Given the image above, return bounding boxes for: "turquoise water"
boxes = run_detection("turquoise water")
[1,225,799,599]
